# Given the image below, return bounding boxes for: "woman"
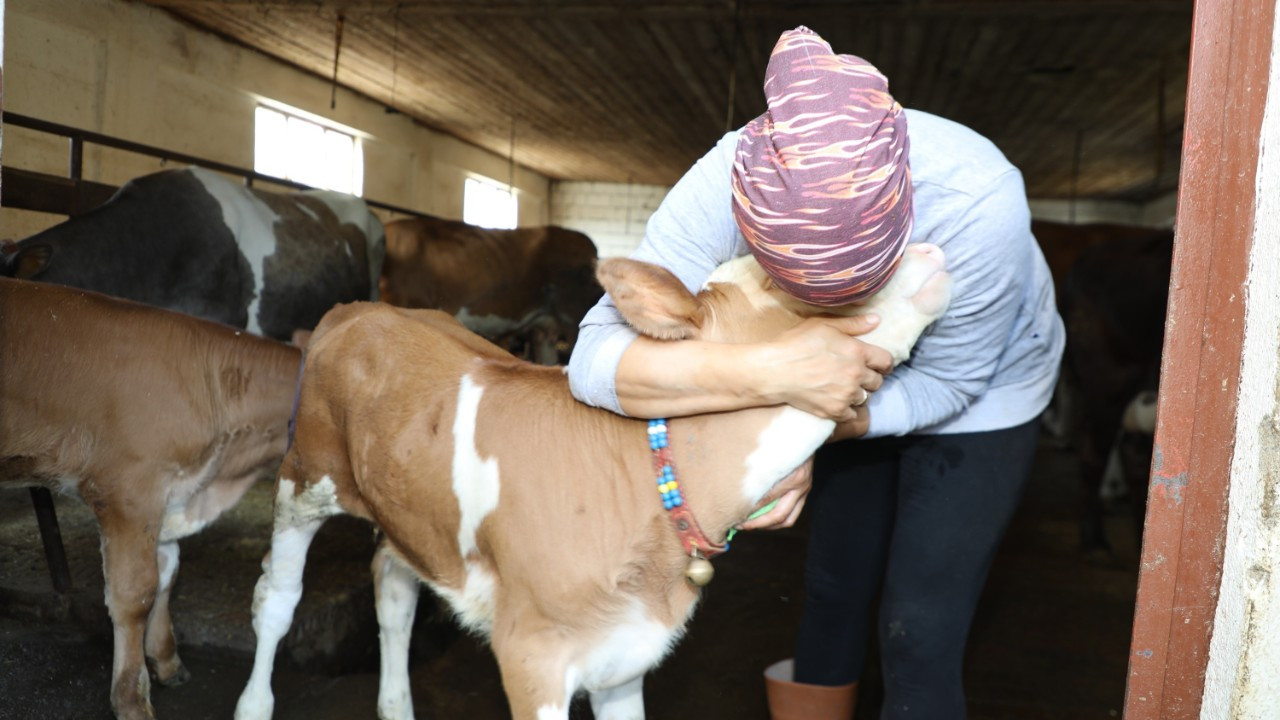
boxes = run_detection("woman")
[567,26,1063,720]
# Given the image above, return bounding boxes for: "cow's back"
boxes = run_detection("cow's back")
[0,277,288,485]
[382,217,527,311]
[283,303,515,586]
[7,169,256,326]
[290,301,660,612]
[246,183,386,338]
[5,167,386,342]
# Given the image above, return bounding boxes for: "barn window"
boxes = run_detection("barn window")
[254,105,364,196]
[463,176,518,229]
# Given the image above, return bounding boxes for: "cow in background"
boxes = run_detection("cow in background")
[0,278,302,720]
[1031,220,1171,446]
[379,215,600,364]
[2,165,386,340]
[1058,228,1173,555]
[1032,220,1163,299]
[234,245,952,720]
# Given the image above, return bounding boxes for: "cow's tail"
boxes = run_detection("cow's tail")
[367,215,387,302]
[287,354,305,453]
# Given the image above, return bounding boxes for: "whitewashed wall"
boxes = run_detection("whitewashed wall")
[0,0,550,240]
[1201,13,1280,716]
[550,181,668,257]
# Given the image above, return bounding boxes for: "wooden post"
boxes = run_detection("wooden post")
[1125,0,1276,717]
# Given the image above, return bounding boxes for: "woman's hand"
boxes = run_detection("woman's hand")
[738,457,815,531]
[757,314,892,421]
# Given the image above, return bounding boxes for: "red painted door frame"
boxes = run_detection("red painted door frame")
[1125,0,1275,717]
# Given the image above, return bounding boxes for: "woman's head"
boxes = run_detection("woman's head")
[732,26,913,306]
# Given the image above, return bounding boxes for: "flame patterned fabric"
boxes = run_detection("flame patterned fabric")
[731,26,913,306]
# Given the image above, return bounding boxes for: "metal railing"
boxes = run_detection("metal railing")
[2,111,429,219]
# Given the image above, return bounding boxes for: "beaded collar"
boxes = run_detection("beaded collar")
[648,419,729,562]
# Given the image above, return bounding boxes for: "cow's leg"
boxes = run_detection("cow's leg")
[1077,385,1130,558]
[235,477,336,720]
[491,628,576,720]
[589,677,645,720]
[144,540,190,686]
[98,509,162,720]
[372,542,421,720]
[530,325,559,366]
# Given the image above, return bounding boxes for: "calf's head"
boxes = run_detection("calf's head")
[596,243,952,360]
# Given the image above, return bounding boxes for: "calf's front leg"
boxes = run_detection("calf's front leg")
[590,676,646,720]
[491,623,578,720]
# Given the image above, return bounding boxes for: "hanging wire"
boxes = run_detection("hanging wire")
[390,4,402,111]
[724,0,744,133]
[508,116,517,193]
[1070,128,1084,224]
[625,175,634,237]
[1153,54,1167,191]
[330,12,346,109]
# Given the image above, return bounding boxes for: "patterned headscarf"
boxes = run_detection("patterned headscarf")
[732,26,913,306]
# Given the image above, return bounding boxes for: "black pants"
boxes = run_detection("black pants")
[793,418,1041,719]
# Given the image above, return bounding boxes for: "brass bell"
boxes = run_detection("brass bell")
[685,556,715,586]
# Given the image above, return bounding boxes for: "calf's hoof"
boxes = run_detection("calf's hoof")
[112,668,157,720]
[148,656,192,687]
[112,696,157,720]
[158,663,192,687]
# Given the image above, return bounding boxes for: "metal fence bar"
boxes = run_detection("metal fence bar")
[3,111,428,219]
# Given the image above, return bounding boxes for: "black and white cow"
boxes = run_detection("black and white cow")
[2,166,385,340]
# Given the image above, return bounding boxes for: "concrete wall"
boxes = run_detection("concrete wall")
[549,181,668,258]
[1201,13,1280,716]
[0,0,550,240]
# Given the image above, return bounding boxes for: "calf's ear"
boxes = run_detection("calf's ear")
[596,258,702,340]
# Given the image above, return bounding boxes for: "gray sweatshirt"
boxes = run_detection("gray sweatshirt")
[567,109,1065,438]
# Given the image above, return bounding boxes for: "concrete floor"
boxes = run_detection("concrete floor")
[0,438,1140,720]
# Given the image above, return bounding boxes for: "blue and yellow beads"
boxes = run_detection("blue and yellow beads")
[648,419,684,510]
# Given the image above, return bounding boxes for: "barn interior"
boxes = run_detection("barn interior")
[0,1,1192,719]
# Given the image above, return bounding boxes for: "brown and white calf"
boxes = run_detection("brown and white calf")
[235,244,952,720]
[0,277,302,720]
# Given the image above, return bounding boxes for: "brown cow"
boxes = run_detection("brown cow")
[379,216,600,364]
[0,278,302,720]
[234,244,952,720]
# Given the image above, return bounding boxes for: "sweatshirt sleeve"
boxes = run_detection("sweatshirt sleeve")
[864,169,1035,438]
[567,132,744,414]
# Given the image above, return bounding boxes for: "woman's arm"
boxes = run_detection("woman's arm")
[615,314,892,420]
